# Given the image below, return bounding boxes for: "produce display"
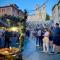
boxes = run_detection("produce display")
[0,48,19,55]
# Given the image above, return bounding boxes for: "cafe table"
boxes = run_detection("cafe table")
[0,47,20,60]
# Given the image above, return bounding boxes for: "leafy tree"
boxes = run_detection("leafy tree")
[46,14,50,21]
[19,9,28,50]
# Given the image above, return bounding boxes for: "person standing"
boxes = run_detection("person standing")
[4,29,11,48]
[36,29,42,47]
[26,28,30,39]
[48,26,55,53]
[0,30,3,48]
[42,28,50,53]
[52,23,60,53]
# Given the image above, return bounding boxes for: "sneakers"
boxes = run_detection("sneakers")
[50,52,55,53]
[40,51,49,53]
[36,45,39,47]
[49,51,58,54]
[57,52,60,54]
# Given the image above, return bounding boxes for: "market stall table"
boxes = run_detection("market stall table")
[0,48,20,60]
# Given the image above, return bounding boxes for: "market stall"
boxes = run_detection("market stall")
[0,27,22,60]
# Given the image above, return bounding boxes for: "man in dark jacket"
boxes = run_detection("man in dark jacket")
[52,23,60,53]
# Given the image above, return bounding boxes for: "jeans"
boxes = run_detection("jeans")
[36,36,42,46]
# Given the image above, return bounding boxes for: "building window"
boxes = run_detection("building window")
[58,6,60,10]
[59,13,60,17]
[2,9,3,12]
[2,9,5,12]
[0,9,1,12]
[7,7,11,11]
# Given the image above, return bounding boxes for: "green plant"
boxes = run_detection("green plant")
[45,14,50,21]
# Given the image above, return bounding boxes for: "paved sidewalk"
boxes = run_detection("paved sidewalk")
[22,37,60,60]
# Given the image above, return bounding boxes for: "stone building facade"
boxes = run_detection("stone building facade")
[0,4,23,17]
[52,1,60,24]
[0,4,24,27]
[27,4,46,29]
[27,4,46,22]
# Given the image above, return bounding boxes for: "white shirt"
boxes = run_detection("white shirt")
[44,31,50,37]
[37,30,41,36]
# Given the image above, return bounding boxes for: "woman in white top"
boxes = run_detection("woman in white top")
[42,28,50,53]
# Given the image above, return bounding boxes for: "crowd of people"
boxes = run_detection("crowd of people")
[26,23,60,54]
[0,23,60,54]
[0,28,20,48]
